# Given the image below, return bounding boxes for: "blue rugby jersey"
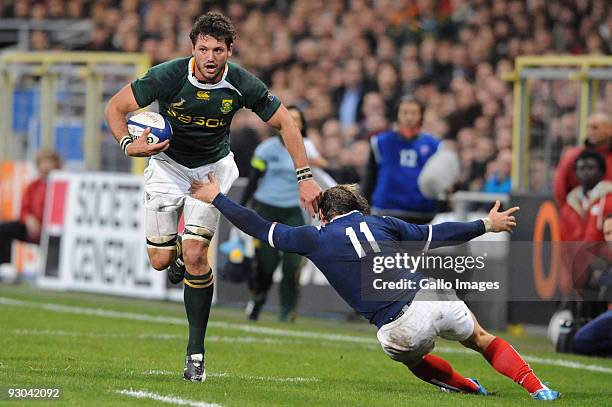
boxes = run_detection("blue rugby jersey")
[212,194,485,328]
[371,131,440,213]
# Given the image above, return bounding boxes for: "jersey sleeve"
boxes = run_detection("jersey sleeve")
[384,216,430,246]
[240,70,281,121]
[268,223,319,255]
[130,59,184,107]
[212,193,318,255]
[384,216,485,251]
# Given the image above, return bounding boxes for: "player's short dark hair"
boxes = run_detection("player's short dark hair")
[574,149,606,175]
[398,94,425,125]
[286,105,308,137]
[190,12,237,47]
[320,184,370,221]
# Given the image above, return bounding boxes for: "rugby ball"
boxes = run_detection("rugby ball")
[127,111,173,144]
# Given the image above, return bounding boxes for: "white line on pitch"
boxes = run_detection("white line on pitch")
[0,297,374,344]
[13,329,297,345]
[3,297,612,374]
[143,370,319,383]
[116,389,221,407]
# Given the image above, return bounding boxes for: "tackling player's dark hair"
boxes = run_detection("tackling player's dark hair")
[190,12,237,47]
[320,184,370,221]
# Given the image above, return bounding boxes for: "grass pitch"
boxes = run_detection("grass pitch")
[1,284,611,406]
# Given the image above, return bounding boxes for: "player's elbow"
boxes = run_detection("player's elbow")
[105,86,136,122]
[104,97,120,122]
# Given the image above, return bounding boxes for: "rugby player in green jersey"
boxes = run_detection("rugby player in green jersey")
[104,12,322,382]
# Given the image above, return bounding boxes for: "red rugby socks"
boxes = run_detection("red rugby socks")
[483,337,545,394]
[409,354,479,393]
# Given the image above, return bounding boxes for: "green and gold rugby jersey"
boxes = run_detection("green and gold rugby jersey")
[131,57,281,168]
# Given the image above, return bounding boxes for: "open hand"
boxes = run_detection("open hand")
[125,128,170,157]
[486,200,520,233]
[299,178,323,217]
[191,173,220,203]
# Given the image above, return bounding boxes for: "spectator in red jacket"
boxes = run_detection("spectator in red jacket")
[560,150,612,294]
[0,149,62,265]
[553,112,612,206]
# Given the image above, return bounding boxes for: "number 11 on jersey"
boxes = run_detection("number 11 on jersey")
[345,222,381,258]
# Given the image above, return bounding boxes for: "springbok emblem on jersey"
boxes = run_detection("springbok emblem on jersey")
[220,99,233,114]
[170,98,186,110]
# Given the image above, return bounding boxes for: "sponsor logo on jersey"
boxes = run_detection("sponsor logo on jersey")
[170,98,186,110]
[196,91,210,100]
[165,107,229,128]
[220,99,233,114]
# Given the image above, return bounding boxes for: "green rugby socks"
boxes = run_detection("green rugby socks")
[184,269,214,356]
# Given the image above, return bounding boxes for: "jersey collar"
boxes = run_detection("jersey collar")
[187,58,240,94]
[329,210,361,223]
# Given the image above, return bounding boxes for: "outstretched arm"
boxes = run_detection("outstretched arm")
[389,200,519,250]
[192,174,318,254]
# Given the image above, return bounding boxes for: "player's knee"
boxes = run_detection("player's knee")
[182,225,213,271]
[183,247,207,269]
[146,234,177,270]
[470,325,495,352]
[148,249,175,270]
[183,242,210,272]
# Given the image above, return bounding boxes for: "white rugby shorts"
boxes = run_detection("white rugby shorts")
[376,288,474,365]
[143,152,239,244]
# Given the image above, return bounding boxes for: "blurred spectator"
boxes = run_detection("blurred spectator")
[483,149,512,194]
[30,30,50,51]
[554,112,612,206]
[445,82,481,140]
[0,149,62,265]
[3,0,610,192]
[572,215,612,356]
[573,309,612,356]
[376,62,403,122]
[357,92,389,139]
[363,96,440,224]
[332,59,369,131]
[559,150,612,295]
[76,23,117,51]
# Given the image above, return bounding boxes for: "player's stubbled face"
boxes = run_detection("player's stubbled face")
[192,34,232,83]
[397,101,421,131]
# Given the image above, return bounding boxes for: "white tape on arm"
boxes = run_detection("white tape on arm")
[268,222,277,248]
[423,225,433,253]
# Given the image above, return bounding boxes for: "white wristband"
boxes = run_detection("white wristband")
[482,217,493,233]
[120,135,133,156]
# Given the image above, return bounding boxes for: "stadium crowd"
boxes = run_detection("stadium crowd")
[2,0,611,191]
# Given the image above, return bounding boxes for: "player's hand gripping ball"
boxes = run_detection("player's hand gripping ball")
[127,111,173,144]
